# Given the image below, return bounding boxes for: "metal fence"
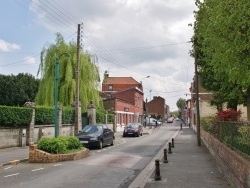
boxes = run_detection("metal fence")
[206,121,250,157]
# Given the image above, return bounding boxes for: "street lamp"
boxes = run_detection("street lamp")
[150,90,152,101]
[54,52,72,138]
[140,75,150,84]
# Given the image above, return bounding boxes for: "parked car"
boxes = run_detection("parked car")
[76,124,115,149]
[123,123,143,137]
[167,117,174,123]
[175,117,180,121]
[146,117,158,126]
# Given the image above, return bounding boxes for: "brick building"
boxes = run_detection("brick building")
[101,72,144,131]
[146,96,168,120]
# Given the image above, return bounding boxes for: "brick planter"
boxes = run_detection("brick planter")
[29,145,90,163]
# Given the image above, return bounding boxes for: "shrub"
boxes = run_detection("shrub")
[35,106,54,125]
[200,116,216,133]
[237,124,250,145]
[62,107,74,124]
[38,136,83,154]
[0,106,32,127]
[65,136,82,150]
[216,108,242,121]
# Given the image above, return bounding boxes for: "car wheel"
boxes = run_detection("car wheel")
[137,133,140,137]
[123,133,126,137]
[99,140,103,149]
[111,137,115,146]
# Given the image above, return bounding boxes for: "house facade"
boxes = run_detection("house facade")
[189,76,247,131]
[102,72,144,131]
[146,96,168,121]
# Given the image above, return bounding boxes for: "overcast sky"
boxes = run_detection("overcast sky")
[0,0,196,112]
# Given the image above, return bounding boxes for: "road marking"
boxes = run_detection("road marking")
[53,164,62,167]
[31,168,44,172]
[4,166,13,170]
[4,173,19,177]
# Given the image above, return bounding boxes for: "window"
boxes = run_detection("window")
[108,85,113,91]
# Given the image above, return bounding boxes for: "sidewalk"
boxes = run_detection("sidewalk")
[130,126,231,188]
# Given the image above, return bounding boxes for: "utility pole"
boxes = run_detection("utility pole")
[74,24,81,135]
[195,51,201,146]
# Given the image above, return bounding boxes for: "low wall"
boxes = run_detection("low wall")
[0,124,74,149]
[29,145,90,163]
[201,130,250,188]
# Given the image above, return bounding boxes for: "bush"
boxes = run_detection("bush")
[216,108,242,121]
[200,116,216,133]
[35,106,54,125]
[38,136,83,154]
[0,106,32,127]
[62,107,74,124]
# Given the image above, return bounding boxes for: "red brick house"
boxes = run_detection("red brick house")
[146,96,168,121]
[102,72,144,131]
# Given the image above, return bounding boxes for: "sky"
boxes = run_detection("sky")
[0,0,196,111]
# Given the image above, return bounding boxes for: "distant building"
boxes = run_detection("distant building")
[146,96,168,121]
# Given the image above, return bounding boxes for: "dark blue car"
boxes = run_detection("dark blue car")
[76,124,115,149]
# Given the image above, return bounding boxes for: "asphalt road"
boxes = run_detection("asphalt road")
[0,124,179,188]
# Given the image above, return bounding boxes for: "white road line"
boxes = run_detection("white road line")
[4,173,19,177]
[4,166,13,170]
[31,168,44,172]
[53,164,62,167]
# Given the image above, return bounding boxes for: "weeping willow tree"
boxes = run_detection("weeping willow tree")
[35,33,103,111]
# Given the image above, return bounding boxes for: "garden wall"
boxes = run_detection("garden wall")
[0,124,74,149]
[201,130,250,188]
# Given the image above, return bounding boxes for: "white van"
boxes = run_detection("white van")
[146,117,157,126]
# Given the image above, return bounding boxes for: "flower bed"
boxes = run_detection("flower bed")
[29,145,90,163]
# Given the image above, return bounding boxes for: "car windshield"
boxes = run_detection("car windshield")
[127,124,138,128]
[81,125,103,134]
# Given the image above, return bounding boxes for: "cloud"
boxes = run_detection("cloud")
[27,0,196,111]
[24,56,36,65]
[0,39,21,52]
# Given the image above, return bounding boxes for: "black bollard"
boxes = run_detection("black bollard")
[171,138,175,148]
[154,159,161,181]
[168,142,172,154]
[163,149,168,163]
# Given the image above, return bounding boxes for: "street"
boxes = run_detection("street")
[0,123,179,188]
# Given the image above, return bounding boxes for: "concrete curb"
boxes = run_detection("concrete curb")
[0,158,29,168]
[128,128,180,188]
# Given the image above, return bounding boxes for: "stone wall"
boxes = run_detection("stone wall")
[201,130,250,188]
[0,124,74,149]
[29,145,90,163]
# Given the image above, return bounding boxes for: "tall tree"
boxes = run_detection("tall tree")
[176,98,186,110]
[0,73,39,106]
[192,0,250,118]
[35,33,103,111]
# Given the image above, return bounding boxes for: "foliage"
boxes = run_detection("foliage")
[37,136,83,154]
[96,110,105,123]
[62,107,74,124]
[0,106,32,127]
[176,98,186,111]
[35,106,54,125]
[200,116,216,133]
[0,73,40,106]
[237,125,250,146]
[35,33,103,111]
[216,108,242,121]
[192,0,250,109]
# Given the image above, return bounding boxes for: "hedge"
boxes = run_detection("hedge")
[0,106,32,127]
